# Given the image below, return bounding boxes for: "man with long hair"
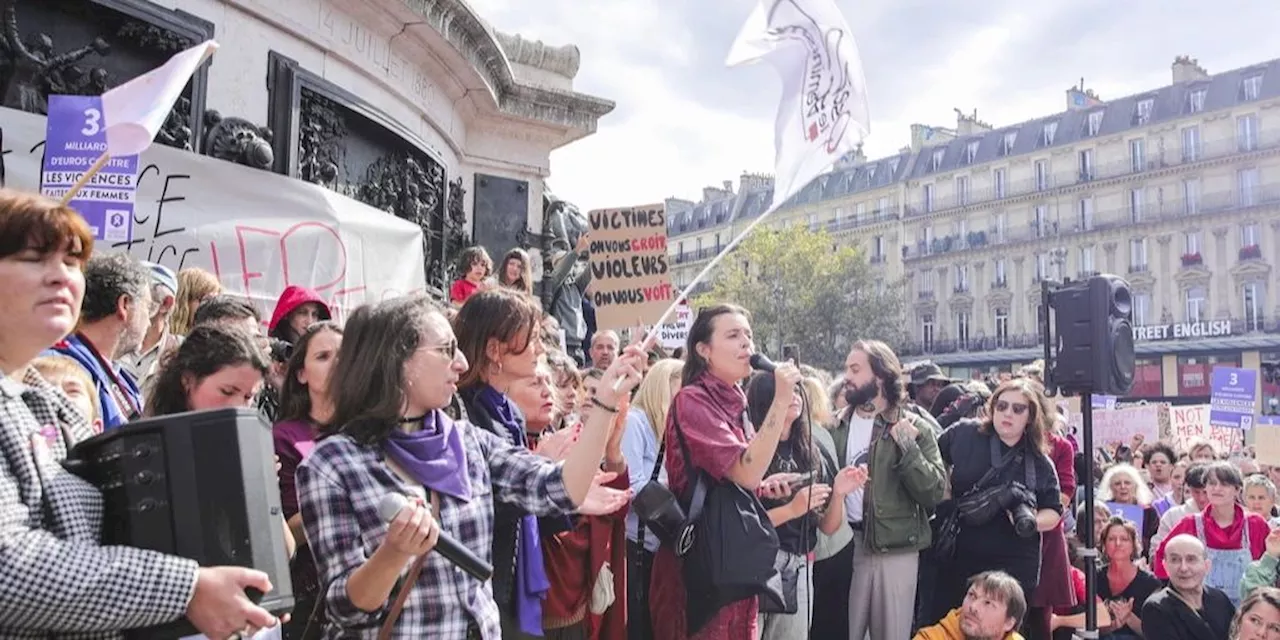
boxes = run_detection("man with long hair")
[834,340,948,639]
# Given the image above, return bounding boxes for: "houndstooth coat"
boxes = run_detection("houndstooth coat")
[0,366,199,639]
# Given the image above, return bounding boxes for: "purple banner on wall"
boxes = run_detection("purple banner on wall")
[39,94,138,243]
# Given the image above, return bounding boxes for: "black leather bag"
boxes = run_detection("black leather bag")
[931,436,1021,562]
[632,425,687,547]
[758,553,801,615]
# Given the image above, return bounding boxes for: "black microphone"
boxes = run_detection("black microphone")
[749,353,778,373]
[377,493,494,581]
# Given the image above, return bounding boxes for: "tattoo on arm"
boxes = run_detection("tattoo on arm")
[742,450,753,465]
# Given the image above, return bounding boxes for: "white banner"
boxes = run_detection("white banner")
[0,107,426,322]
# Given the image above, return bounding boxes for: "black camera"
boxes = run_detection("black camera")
[632,482,687,546]
[1010,503,1037,538]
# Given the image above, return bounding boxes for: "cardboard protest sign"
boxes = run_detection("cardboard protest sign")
[587,204,674,330]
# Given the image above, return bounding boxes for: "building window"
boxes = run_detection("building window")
[955,264,969,292]
[1035,252,1047,280]
[1130,138,1146,172]
[1186,89,1206,114]
[1182,126,1201,162]
[1079,246,1094,274]
[1238,114,1259,152]
[696,237,702,253]
[1240,168,1260,207]
[1242,74,1263,101]
[853,202,865,221]
[1129,188,1145,222]
[1130,238,1148,271]
[1078,198,1093,230]
[931,149,945,171]
[1134,291,1151,326]
[1132,357,1164,398]
[993,212,1007,242]
[1179,355,1240,397]
[993,168,1007,198]
[1184,232,1200,256]
[995,309,1009,347]
[1034,205,1050,238]
[1079,149,1094,181]
[808,212,820,230]
[923,184,934,212]
[965,140,979,164]
[1041,121,1058,146]
[1135,98,1153,125]
[877,196,889,215]
[1086,110,1104,136]
[994,258,1007,285]
[1244,282,1265,332]
[1183,178,1200,215]
[956,312,971,349]
[872,235,884,260]
[1242,223,1260,248]
[922,225,935,255]
[1001,132,1017,155]
[1034,160,1049,190]
[956,175,970,206]
[1185,286,1207,322]
[921,314,935,350]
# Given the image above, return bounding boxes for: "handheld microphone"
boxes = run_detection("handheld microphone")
[749,353,778,373]
[377,493,494,581]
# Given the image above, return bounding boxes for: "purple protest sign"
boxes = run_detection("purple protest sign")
[39,95,138,242]
[1210,366,1257,430]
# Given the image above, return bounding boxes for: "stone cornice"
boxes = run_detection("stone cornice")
[494,31,580,79]
[398,0,615,133]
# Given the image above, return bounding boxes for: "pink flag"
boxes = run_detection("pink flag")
[101,40,219,156]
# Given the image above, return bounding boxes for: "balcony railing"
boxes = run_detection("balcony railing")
[904,130,1280,217]
[903,183,1280,262]
[897,316,1280,358]
[673,246,721,264]
[826,209,899,232]
[1181,253,1204,267]
[1241,244,1263,261]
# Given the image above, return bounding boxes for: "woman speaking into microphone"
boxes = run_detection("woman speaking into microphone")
[296,295,643,638]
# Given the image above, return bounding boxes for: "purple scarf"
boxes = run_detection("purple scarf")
[475,385,549,636]
[383,411,472,502]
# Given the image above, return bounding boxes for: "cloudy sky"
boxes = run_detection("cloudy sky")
[468,0,1280,212]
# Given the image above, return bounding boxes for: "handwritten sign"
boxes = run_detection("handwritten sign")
[586,204,673,330]
[1166,404,1242,455]
[653,303,693,352]
[41,95,138,242]
[2,106,425,321]
[1069,404,1160,451]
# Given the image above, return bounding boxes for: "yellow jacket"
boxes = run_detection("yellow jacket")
[914,609,1026,640]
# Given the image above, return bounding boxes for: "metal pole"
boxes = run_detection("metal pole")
[1077,393,1100,639]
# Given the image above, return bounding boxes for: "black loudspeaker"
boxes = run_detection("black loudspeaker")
[65,408,294,639]
[1049,274,1137,395]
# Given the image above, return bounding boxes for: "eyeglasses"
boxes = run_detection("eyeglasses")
[995,400,1029,415]
[422,341,458,360]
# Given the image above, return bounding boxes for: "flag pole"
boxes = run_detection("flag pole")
[59,153,111,205]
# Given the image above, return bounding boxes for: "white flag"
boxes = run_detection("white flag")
[728,0,870,215]
[101,40,219,156]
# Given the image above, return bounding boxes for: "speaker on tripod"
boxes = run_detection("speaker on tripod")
[1047,274,1137,396]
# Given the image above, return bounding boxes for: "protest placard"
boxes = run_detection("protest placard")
[587,204,674,330]
[1069,404,1160,451]
[1166,404,1243,455]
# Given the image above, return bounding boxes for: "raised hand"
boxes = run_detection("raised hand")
[1265,527,1280,559]
[577,471,630,515]
[771,362,803,409]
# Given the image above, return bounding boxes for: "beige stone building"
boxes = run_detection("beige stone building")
[667,55,1280,403]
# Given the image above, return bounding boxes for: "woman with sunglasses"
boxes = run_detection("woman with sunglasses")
[930,379,1063,635]
[296,295,643,638]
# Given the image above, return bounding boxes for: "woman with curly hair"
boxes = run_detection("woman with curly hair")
[145,324,269,416]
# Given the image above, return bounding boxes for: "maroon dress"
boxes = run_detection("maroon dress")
[649,373,757,640]
[1032,433,1077,609]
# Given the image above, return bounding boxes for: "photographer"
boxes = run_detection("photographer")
[931,379,1063,635]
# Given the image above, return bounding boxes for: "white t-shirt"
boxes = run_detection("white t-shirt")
[843,414,875,523]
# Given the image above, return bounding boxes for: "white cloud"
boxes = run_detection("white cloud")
[467,0,1280,212]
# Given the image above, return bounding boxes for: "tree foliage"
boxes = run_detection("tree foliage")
[693,224,908,372]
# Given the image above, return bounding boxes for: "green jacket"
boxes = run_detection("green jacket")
[831,406,947,553]
[1241,553,1280,602]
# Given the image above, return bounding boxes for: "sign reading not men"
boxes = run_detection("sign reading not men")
[587,203,673,330]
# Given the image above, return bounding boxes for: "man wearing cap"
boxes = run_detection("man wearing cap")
[907,361,954,417]
[120,262,181,391]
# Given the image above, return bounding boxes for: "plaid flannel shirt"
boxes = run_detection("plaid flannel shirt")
[0,366,198,638]
[298,418,575,639]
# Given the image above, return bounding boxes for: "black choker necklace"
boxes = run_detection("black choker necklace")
[399,414,428,424]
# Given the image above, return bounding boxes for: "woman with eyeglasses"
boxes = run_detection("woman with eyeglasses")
[296,295,644,638]
[930,378,1063,635]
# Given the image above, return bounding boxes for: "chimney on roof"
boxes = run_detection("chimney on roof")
[835,143,867,169]
[739,171,775,193]
[722,180,734,193]
[1172,55,1209,84]
[1066,78,1103,111]
[954,108,994,136]
[910,123,956,151]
